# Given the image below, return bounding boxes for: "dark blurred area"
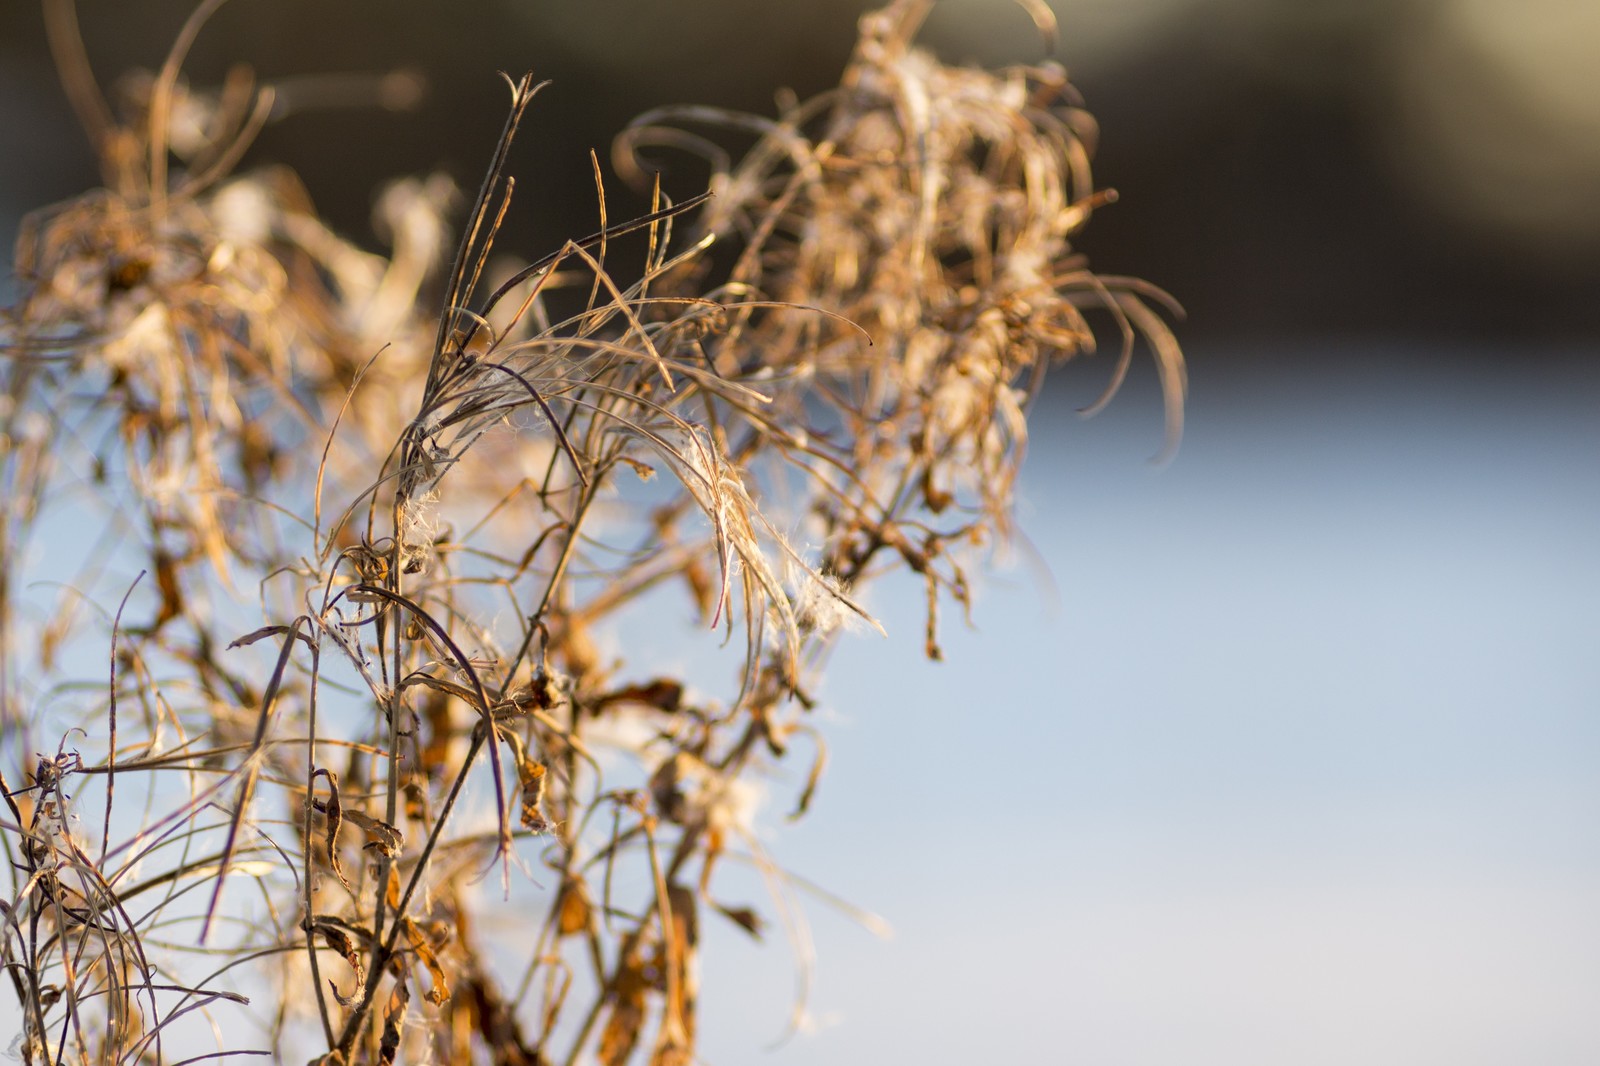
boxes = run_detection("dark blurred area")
[3,0,1598,357]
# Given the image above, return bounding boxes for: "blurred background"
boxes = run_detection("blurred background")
[2,1,1596,1063]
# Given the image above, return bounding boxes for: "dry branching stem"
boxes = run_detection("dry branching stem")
[0,2,1181,1063]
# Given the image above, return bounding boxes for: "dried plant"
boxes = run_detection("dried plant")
[0,1,1182,1063]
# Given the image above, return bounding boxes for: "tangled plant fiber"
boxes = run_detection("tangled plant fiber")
[0,1,1182,1063]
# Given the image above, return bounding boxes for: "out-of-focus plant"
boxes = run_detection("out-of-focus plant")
[0,0,1182,1062]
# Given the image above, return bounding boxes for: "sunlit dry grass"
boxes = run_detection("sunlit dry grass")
[0,1,1182,1063]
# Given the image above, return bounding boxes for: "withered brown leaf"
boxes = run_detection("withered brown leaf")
[518,755,550,833]
[342,807,404,857]
[711,901,765,940]
[380,961,411,1066]
[556,876,592,937]
[307,917,366,1007]
[402,915,451,1006]
[311,768,353,892]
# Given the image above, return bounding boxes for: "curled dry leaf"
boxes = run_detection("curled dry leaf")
[379,961,410,1066]
[311,767,353,893]
[341,807,404,857]
[518,757,549,834]
[402,916,451,1006]
[501,727,552,833]
[307,918,367,1007]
